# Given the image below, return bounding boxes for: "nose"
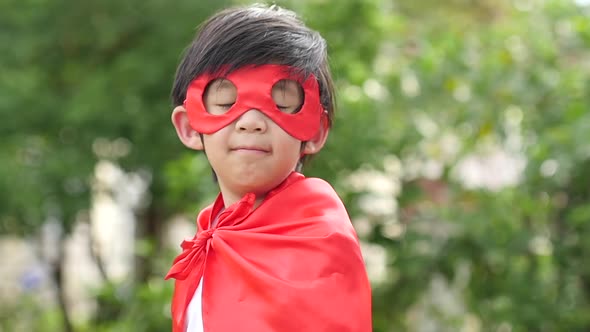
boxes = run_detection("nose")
[234,109,268,133]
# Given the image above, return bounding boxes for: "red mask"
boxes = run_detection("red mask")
[184,64,324,141]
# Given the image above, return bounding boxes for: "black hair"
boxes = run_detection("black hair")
[171,4,335,169]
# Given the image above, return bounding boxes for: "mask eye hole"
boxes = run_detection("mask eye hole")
[272,79,304,114]
[203,78,237,114]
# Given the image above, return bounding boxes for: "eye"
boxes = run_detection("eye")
[217,103,235,109]
[203,78,237,114]
[272,79,304,114]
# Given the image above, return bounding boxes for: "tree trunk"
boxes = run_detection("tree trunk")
[52,237,75,332]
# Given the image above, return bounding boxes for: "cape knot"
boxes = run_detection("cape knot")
[166,229,215,281]
[180,228,214,251]
[194,228,214,248]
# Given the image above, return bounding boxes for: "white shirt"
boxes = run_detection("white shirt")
[185,277,204,332]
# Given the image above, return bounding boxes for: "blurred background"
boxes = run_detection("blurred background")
[1,0,589,331]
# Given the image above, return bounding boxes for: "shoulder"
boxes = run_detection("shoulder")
[269,176,357,238]
[288,176,347,214]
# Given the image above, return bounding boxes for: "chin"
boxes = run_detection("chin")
[223,168,292,193]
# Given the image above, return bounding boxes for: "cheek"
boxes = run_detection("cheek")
[273,131,303,157]
[201,129,229,152]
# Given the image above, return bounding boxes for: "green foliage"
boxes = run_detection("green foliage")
[83,278,173,332]
[0,293,63,331]
[0,0,232,233]
[1,0,589,331]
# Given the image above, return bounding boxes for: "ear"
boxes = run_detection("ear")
[171,105,204,150]
[302,112,330,155]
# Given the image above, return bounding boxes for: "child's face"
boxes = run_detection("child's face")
[200,79,306,201]
[172,65,329,206]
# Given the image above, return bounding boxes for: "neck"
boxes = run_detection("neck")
[221,192,265,210]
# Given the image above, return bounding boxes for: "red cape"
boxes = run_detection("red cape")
[166,172,372,331]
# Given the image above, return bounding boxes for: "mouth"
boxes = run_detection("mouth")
[230,146,271,153]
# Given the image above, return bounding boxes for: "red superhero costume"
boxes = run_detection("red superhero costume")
[166,172,372,331]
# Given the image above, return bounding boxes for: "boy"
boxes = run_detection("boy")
[166,4,372,332]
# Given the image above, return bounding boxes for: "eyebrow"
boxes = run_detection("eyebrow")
[213,78,235,91]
